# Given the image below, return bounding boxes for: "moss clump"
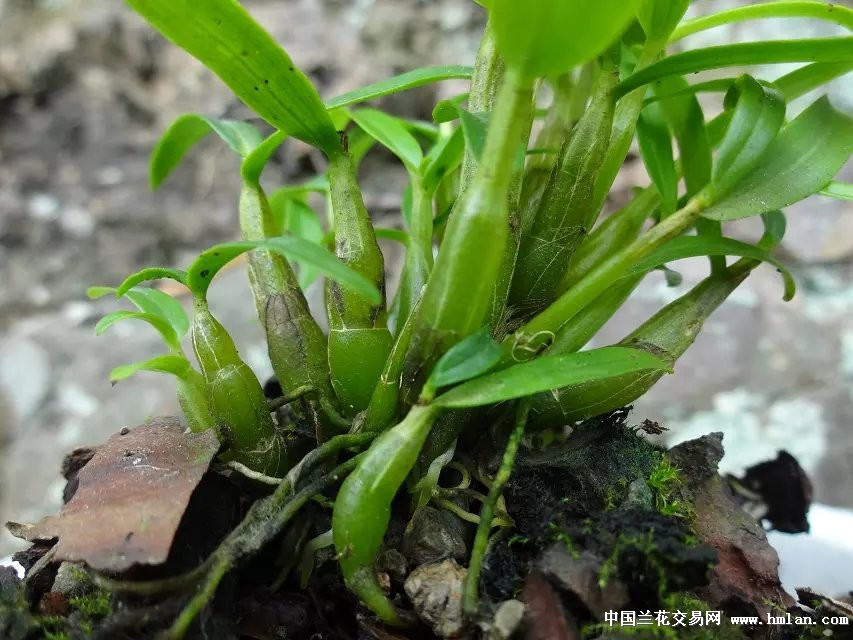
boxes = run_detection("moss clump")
[647,454,694,521]
[68,591,111,619]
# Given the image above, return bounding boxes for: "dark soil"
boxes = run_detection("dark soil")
[3,408,846,640]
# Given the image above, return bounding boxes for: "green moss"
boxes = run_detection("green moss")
[39,615,69,640]
[69,591,111,618]
[648,454,694,521]
[549,522,581,558]
[598,531,659,592]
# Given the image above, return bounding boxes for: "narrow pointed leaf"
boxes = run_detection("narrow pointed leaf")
[95,311,181,351]
[637,103,678,215]
[433,347,671,410]
[241,130,287,184]
[773,61,853,101]
[758,211,788,250]
[374,228,410,246]
[703,97,853,221]
[110,355,192,383]
[671,2,853,43]
[349,108,423,173]
[124,0,339,154]
[616,38,853,98]
[821,181,853,201]
[90,286,190,339]
[325,66,474,110]
[421,126,465,194]
[631,236,796,300]
[149,114,263,188]
[275,198,326,289]
[713,77,786,199]
[186,239,380,304]
[645,78,736,106]
[428,328,503,390]
[459,109,490,161]
[433,94,469,124]
[656,77,712,197]
[638,0,690,43]
[116,268,188,297]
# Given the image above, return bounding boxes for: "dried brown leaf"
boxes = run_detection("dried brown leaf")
[6,418,219,572]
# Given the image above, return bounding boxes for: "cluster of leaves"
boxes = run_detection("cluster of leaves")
[90,0,853,630]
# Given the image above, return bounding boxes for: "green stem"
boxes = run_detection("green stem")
[509,193,709,350]
[176,368,215,433]
[463,400,530,616]
[239,179,336,439]
[363,298,420,432]
[391,180,433,331]
[402,66,534,401]
[459,22,506,194]
[326,148,392,416]
[268,384,317,411]
[592,41,663,214]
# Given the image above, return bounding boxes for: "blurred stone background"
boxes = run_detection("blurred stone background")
[0,0,851,557]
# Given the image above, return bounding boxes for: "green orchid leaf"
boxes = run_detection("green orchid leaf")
[773,61,853,102]
[758,211,788,251]
[821,181,853,201]
[403,119,440,142]
[631,236,796,300]
[348,126,379,170]
[433,93,469,124]
[95,311,181,351]
[671,1,853,43]
[269,177,331,205]
[149,114,263,188]
[241,130,288,184]
[655,77,712,198]
[110,355,192,383]
[638,0,690,44]
[374,228,411,246]
[703,97,853,221]
[124,0,339,154]
[325,66,473,110]
[645,78,736,106]
[489,0,639,77]
[272,198,326,289]
[712,76,786,200]
[421,126,465,194]
[616,38,853,98]
[459,109,490,161]
[89,286,190,339]
[116,268,188,298]
[637,102,678,215]
[349,108,424,174]
[433,347,671,410]
[186,239,380,303]
[427,328,504,391]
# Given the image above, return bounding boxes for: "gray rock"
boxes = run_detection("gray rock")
[402,506,468,567]
[51,562,93,599]
[489,599,525,640]
[404,559,467,639]
[537,545,629,619]
[625,479,654,511]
